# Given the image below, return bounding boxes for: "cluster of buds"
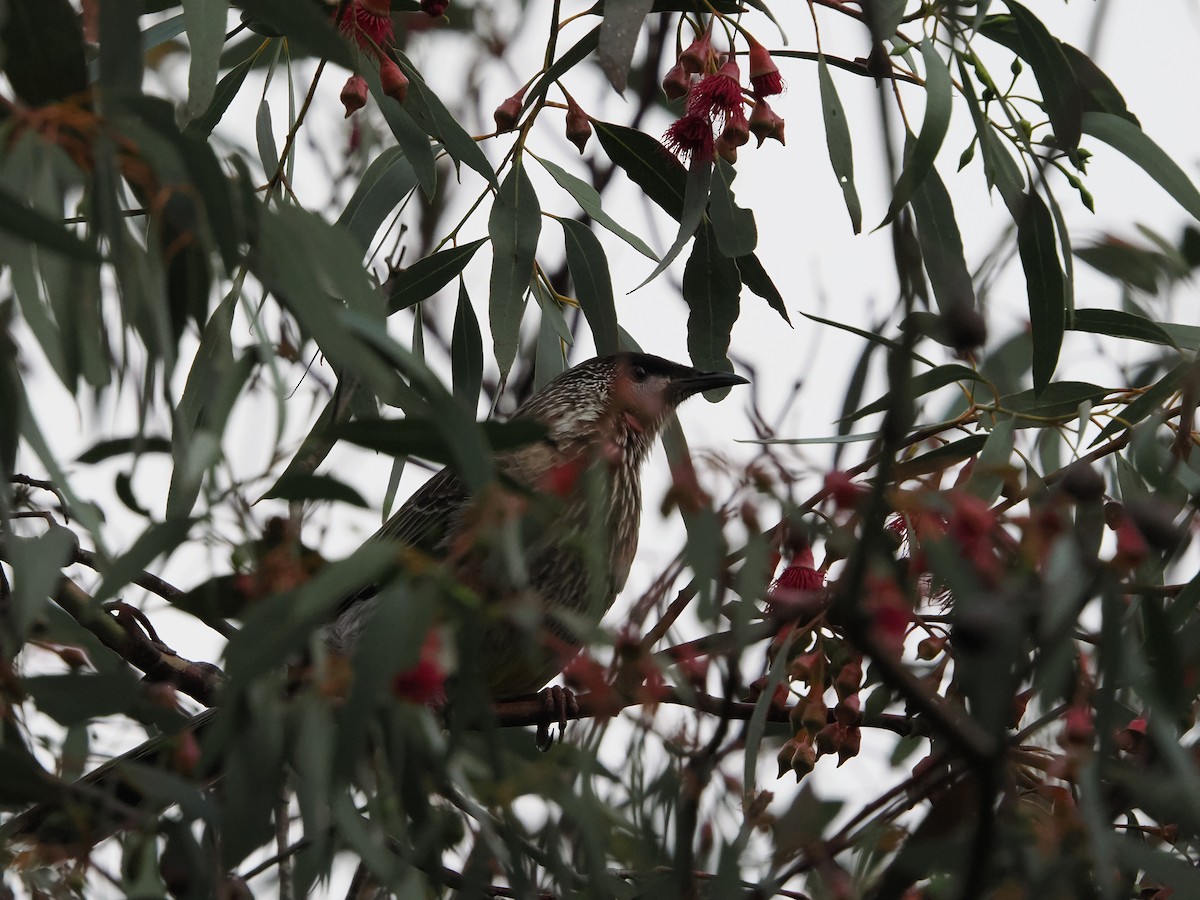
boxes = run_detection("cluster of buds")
[776,641,864,781]
[662,25,785,164]
[336,0,427,118]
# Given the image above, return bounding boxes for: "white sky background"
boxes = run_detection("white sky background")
[10,0,1200,893]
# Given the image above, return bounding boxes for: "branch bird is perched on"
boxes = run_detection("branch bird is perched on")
[328,352,748,708]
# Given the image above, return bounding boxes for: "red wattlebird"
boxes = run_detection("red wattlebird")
[327,352,748,727]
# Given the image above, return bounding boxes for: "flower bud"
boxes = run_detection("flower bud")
[749,98,785,146]
[565,96,592,154]
[662,61,691,101]
[379,57,409,104]
[420,0,449,17]
[340,75,368,118]
[715,132,739,164]
[720,109,750,149]
[679,29,715,75]
[493,87,526,133]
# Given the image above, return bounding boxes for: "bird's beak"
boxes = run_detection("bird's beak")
[676,368,750,399]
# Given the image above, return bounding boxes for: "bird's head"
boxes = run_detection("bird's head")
[518,352,749,463]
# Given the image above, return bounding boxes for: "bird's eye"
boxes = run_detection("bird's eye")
[632,365,648,382]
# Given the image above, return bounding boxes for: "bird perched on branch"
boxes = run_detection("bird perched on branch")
[327,352,748,706]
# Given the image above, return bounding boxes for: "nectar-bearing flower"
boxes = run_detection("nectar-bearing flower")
[339,0,394,49]
[663,112,715,163]
[687,58,744,124]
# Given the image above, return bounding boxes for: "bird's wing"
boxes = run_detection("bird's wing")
[370,466,468,555]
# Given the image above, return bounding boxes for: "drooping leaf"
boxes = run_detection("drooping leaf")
[1082,111,1200,223]
[709,159,757,258]
[337,148,419,253]
[1003,381,1109,423]
[524,26,600,111]
[561,219,619,356]
[596,0,654,94]
[0,189,100,261]
[965,414,1016,503]
[4,527,76,641]
[262,474,368,507]
[98,0,145,97]
[1069,308,1179,349]
[1003,3,1083,151]
[93,519,196,605]
[533,153,658,261]
[911,163,976,314]
[488,162,541,377]
[1076,239,1172,294]
[234,0,351,68]
[594,120,686,219]
[817,55,862,234]
[185,51,257,139]
[0,0,87,107]
[393,51,498,188]
[336,417,547,464]
[879,40,952,228]
[682,224,741,399]
[848,364,984,422]
[736,252,790,324]
[182,0,230,122]
[368,69,438,199]
[957,60,1025,216]
[387,238,486,314]
[1016,191,1066,392]
[451,281,484,408]
[78,435,173,464]
[635,159,711,289]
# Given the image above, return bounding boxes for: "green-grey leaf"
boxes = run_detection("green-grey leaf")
[635,160,711,289]
[561,219,619,356]
[879,40,952,228]
[1082,111,1200,223]
[182,0,229,122]
[488,162,541,376]
[533,154,658,261]
[451,280,484,408]
[1017,191,1065,392]
[709,159,757,258]
[597,0,654,94]
[94,519,195,605]
[262,474,368,507]
[848,364,984,422]
[910,162,976,314]
[817,55,862,234]
[1069,308,1179,349]
[336,147,419,253]
[1006,2,1083,150]
[0,189,99,261]
[387,238,486,314]
[683,225,741,400]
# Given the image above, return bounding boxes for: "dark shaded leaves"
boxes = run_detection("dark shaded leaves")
[683,225,741,399]
[388,238,487,314]
[561,219,619,356]
[1016,191,1066,392]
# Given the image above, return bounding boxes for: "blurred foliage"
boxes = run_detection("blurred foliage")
[0,0,1199,897]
